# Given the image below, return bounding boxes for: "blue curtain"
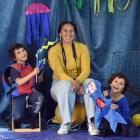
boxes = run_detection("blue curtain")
[0,0,140,126]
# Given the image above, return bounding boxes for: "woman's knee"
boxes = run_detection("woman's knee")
[51,80,72,95]
[51,80,75,102]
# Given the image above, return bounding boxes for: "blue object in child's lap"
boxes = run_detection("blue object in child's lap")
[87,79,127,132]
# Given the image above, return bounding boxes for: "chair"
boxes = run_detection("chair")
[11,97,41,132]
[2,66,41,132]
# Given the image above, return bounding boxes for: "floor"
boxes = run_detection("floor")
[0,130,140,140]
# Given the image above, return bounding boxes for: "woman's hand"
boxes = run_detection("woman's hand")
[71,80,81,93]
[76,86,84,96]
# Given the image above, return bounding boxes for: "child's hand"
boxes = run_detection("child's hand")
[32,67,40,75]
[103,90,109,97]
[111,103,118,110]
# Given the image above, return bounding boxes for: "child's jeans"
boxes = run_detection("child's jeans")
[12,90,44,120]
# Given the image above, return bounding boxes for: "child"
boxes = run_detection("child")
[100,73,139,136]
[8,43,44,128]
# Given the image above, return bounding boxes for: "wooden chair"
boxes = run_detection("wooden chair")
[11,97,41,132]
[2,66,42,132]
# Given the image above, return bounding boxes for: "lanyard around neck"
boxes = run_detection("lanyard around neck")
[61,42,77,69]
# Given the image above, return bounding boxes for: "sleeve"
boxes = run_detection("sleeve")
[119,97,131,123]
[76,44,90,83]
[48,46,74,81]
[10,67,20,83]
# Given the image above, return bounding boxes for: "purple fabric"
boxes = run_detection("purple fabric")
[26,3,51,48]
[25,3,51,15]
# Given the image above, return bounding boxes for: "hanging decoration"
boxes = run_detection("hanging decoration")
[63,0,67,12]
[25,3,51,49]
[108,0,114,13]
[63,0,84,12]
[63,0,132,15]
[114,0,131,11]
[94,0,131,14]
[76,0,84,10]
[108,0,131,13]
[94,0,100,14]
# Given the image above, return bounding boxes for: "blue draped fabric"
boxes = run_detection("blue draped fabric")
[0,0,140,127]
[26,13,50,49]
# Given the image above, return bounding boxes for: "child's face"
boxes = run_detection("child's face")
[14,48,27,64]
[110,77,125,93]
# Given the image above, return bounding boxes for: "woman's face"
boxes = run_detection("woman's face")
[59,23,75,45]
[110,77,125,94]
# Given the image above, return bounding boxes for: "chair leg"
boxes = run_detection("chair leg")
[39,111,41,131]
[11,98,14,132]
[11,117,14,132]
[12,112,41,132]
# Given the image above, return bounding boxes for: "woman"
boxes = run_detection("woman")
[48,21,99,135]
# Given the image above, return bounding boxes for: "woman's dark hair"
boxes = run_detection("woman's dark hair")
[58,21,77,34]
[108,73,129,94]
[8,43,27,60]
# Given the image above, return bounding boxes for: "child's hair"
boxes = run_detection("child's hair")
[8,43,27,60]
[58,21,77,34]
[108,73,129,94]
